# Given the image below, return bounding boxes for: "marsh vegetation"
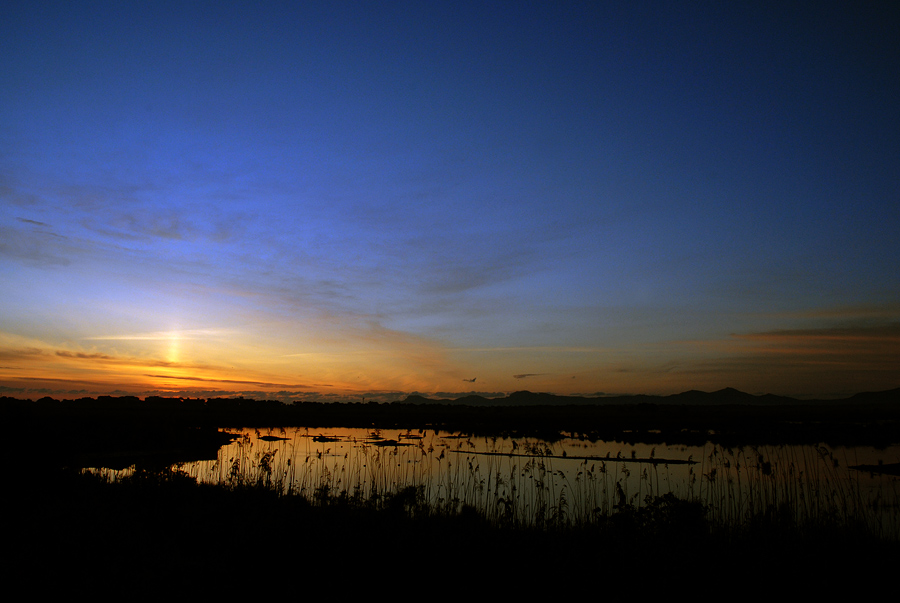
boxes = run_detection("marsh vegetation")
[88,427,900,546]
[8,393,900,576]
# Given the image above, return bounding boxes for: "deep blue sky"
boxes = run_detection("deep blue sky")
[2,2,898,400]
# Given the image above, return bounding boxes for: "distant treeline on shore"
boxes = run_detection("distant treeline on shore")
[6,385,900,409]
[4,387,900,460]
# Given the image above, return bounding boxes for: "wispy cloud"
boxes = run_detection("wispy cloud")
[1,338,222,373]
[0,224,75,266]
[84,328,235,341]
[143,374,315,389]
[770,304,900,321]
[647,321,900,397]
[734,323,900,351]
[0,346,45,362]
[16,217,50,227]
[55,351,116,360]
[451,346,607,353]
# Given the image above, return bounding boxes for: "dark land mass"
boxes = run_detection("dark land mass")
[6,388,900,584]
[10,464,898,585]
[4,387,900,469]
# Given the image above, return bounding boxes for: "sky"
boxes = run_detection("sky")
[1,1,898,401]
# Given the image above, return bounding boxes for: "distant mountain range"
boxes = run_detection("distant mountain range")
[402,387,900,406]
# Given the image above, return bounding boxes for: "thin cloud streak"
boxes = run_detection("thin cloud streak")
[451,346,609,353]
[84,329,236,341]
[16,217,50,227]
[143,374,316,389]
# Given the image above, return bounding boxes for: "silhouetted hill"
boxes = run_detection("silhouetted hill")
[848,387,900,404]
[400,387,891,406]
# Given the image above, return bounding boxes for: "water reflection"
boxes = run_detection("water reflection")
[92,427,899,537]
[114,427,887,535]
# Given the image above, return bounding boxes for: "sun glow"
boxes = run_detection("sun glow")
[166,331,181,364]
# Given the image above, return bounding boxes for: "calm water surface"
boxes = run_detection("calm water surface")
[95,426,900,535]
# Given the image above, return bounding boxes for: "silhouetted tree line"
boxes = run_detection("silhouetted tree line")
[4,388,900,454]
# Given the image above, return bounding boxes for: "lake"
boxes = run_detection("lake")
[91,426,900,537]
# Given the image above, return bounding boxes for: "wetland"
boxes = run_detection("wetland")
[7,389,900,578]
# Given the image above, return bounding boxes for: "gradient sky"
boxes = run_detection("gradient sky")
[2,2,898,401]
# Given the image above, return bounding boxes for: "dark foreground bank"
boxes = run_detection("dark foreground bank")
[10,466,898,582]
